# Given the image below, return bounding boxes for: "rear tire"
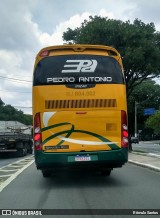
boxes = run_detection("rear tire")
[16,142,27,157]
[101,169,112,176]
[42,170,52,178]
[17,148,26,157]
[28,141,33,154]
[28,147,33,154]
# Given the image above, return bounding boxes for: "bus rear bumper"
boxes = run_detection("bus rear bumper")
[35,148,128,170]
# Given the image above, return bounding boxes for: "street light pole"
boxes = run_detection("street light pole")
[135,101,138,137]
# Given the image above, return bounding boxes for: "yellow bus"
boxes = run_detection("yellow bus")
[32,44,128,177]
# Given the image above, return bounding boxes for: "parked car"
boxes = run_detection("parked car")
[131,136,139,144]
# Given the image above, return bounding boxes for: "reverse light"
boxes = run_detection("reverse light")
[35,127,40,133]
[34,113,42,150]
[121,110,128,148]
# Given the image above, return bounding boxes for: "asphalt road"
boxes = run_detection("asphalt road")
[132,141,160,154]
[0,153,33,168]
[0,161,160,217]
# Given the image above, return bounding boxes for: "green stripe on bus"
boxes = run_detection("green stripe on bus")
[41,122,119,149]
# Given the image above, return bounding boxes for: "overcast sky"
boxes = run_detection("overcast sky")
[0,0,160,115]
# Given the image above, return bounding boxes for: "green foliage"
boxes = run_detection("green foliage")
[0,101,32,125]
[0,98,4,106]
[128,79,160,112]
[63,16,160,97]
[128,79,160,134]
[145,111,160,135]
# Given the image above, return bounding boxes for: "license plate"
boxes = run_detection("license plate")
[75,156,91,161]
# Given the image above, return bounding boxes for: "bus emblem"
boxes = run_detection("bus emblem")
[62,60,97,73]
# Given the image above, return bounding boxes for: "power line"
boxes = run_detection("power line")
[12,106,32,108]
[0,89,31,93]
[0,75,32,83]
[10,74,32,78]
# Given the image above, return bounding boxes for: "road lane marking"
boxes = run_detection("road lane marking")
[0,169,18,172]
[0,174,14,177]
[0,156,34,192]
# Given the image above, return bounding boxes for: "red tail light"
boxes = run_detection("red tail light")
[34,113,42,150]
[39,50,49,57]
[121,110,128,148]
[76,111,87,114]
[34,133,41,141]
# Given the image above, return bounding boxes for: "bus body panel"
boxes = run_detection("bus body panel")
[32,44,128,173]
[33,84,127,113]
[40,110,121,152]
[34,44,124,72]
[35,149,128,170]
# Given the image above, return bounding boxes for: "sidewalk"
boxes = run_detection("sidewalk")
[140,140,160,144]
[128,152,160,172]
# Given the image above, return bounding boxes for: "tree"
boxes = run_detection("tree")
[145,112,160,135]
[0,98,4,106]
[63,16,160,97]
[128,79,160,136]
[0,100,32,125]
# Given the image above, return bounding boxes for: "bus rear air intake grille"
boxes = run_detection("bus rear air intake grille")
[45,99,117,109]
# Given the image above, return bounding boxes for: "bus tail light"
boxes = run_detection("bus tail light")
[76,111,87,114]
[121,110,128,148]
[39,50,49,57]
[34,113,42,150]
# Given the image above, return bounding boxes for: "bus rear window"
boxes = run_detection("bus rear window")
[33,55,125,87]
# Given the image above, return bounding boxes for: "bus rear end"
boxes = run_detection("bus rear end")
[32,45,128,177]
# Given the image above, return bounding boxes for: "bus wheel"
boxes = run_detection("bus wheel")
[42,170,52,177]
[101,169,112,176]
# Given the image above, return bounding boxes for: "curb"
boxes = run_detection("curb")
[128,160,160,172]
[139,141,160,144]
[131,151,160,158]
